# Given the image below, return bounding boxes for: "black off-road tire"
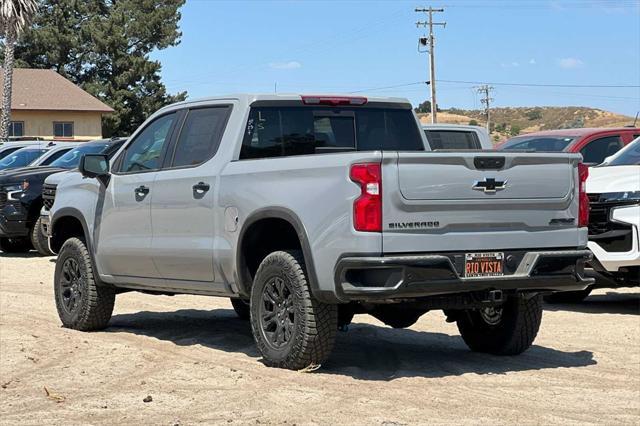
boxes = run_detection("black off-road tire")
[544,288,592,304]
[456,294,543,355]
[54,237,115,331]
[250,250,338,370]
[0,237,31,253]
[230,298,251,320]
[31,217,54,256]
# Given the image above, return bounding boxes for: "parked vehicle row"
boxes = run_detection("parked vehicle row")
[1,96,637,371]
[0,138,126,254]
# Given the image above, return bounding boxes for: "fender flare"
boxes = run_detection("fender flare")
[236,207,337,304]
[50,208,109,287]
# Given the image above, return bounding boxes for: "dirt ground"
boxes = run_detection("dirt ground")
[1,254,639,425]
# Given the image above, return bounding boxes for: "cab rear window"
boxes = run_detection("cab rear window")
[424,130,481,150]
[240,106,424,159]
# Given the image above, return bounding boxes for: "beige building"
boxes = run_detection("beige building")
[1,68,113,140]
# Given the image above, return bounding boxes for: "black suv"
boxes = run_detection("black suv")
[0,138,125,254]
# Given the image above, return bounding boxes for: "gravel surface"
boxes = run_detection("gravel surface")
[1,253,639,425]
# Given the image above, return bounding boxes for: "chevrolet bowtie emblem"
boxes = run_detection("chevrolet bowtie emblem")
[473,178,507,193]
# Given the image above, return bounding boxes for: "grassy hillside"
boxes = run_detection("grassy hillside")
[418,106,637,144]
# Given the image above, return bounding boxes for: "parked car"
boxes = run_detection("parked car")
[423,124,492,150]
[0,141,45,161]
[0,142,76,171]
[0,138,126,255]
[47,94,592,370]
[498,127,639,165]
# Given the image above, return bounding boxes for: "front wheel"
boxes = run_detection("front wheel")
[456,294,542,355]
[54,238,115,331]
[250,250,337,370]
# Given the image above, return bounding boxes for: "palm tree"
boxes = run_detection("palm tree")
[0,0,38,141]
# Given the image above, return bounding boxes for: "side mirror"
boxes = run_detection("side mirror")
[80,154,109,180]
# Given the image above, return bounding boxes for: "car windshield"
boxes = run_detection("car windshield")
[500,136,576,152]
[0,148,47,170]
[605,138,640,166]
[49,143,109,169]
[0,146,24,160]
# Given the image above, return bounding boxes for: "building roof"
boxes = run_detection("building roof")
[1,68,114,113]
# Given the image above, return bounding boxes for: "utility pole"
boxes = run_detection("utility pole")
[416,7,445,124]
[476,85,494,132]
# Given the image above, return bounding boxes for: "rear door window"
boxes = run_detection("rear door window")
[170,106,231,168]
[424,130,481,150]
[580,135,623,164]
[240,106,424,159]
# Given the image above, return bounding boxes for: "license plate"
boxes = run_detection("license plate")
[464,252,504,278]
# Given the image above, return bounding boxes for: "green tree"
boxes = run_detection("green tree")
[13,0,187,137]
[509,125,521,136]
[495,122,507,133]
[415,100,432,113]
[468,119,478,126]
[0,0,39,141]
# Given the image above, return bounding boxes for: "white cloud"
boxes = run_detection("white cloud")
[529,58,536,65]
[558,57,584,69]
[511,62,520,67]
[269,61,302,70]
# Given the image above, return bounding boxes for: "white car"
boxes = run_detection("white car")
[422,124,492,150]
[545,138,639,303]
[587,138,640,282]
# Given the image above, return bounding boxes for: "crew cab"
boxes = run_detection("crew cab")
[499,127,639,165]
[47,94,593,370]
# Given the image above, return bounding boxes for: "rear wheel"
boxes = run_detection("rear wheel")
[544,288,592,304]
[0,237,31,253]
[250,250,337,370]
[31,217,54,256]
[230,298,250,320]
[456,294,542,355]
[54,238,115,331]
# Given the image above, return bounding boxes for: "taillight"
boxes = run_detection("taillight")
[301,95,368,106]
[350,163,382,232]
[578,162,589,227]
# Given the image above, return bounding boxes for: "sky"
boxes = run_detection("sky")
[153,0,640,116]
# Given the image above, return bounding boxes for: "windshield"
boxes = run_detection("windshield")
[49,143,109,169]
[0,148,47,170]
[500,136,575,152]
[0,146,23,160]
[606,138,640,166]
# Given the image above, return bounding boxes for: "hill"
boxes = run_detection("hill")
[418,106,637,144]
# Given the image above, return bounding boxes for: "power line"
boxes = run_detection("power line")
[438,79,640,88]
[416,6,446,123]
[350,81,428,94]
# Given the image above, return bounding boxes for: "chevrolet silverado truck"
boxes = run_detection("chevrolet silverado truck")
[46,94,593,370]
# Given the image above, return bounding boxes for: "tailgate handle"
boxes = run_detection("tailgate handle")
[474,156,505,170]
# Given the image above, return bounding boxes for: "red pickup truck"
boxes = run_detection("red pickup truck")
[499,127,639,165]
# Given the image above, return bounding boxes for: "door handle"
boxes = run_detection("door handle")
[192,182,210,194]
[134,185,150,201]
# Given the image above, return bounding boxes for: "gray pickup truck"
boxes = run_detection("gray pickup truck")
[47,94,593,369]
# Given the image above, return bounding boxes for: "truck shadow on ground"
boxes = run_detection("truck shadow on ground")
[108,309,596,381]
[544,291,640,316]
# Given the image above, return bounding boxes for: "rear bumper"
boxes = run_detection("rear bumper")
[335,249,594,301]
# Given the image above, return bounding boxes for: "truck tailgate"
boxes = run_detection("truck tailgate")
[382,151,587,253]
